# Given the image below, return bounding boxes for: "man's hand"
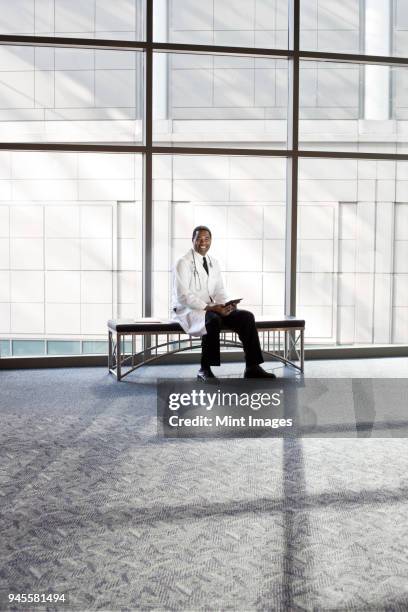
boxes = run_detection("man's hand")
[205,303,236,316]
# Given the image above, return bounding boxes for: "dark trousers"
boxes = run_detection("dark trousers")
[201,309,263,368]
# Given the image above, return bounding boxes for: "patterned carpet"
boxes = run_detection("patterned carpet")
[1,366,408,611]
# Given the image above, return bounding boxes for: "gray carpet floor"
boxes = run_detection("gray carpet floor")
[1,359,408,611]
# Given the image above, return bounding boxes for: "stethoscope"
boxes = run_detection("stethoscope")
[191,248,212,292]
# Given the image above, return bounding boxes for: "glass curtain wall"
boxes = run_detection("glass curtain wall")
[1,0,408,357]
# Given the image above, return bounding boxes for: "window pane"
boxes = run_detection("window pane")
[82,340,108,354]
[0,0,145,40]
[12,340,45,356]
[154,0,288,49]
[0,46,144,143]
[297,158,408,346]
[301,0,408,57]
[47,340,81,355]
[154,52,288,148]
[299,60,408,154]
[0,340,11,357]
[0,152,143,357]
[152,154,286,319]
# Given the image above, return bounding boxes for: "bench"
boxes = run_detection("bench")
[108,317,305,381]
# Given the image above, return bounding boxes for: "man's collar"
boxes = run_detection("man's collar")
[192,250,207,263]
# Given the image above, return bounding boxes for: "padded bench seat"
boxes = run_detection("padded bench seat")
[108,317,305,381]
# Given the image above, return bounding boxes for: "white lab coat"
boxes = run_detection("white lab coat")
[172,249,228,336]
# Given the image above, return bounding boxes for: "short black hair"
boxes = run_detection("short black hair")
[192,225,212,240]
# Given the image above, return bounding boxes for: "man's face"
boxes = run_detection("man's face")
[193,229,212,256]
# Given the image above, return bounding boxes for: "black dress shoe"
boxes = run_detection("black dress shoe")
[244,365,277,379]
[197,367,219,383]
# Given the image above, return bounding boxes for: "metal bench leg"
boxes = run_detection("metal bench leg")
[108,330,113,371]
[117,333,122,381]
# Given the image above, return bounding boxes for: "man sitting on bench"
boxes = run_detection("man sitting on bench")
[172,225,276,382]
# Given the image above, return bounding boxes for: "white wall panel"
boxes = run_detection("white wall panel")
[11,238,43,270]
[78,180,135,201]
[394,241,408,273]
[355,203,375,273]
[35,0,54,34]
[194,206,228,238]
[298,240,334,272]
[10,206,43,238]
[299,180,357,201]
[11,303,44,334]
[0,270,9,302]
[263,239,285,272]
[0,72,34,108]
[213,68,254,107]
[45,238,80,270]
[46,303,81,334]
[394,274,408,306]
[78,154,135,179]
[354,273,375,343]
[263,273,284,306]
[375,202,394,273]
[317,0,360,30]
[230,157,286,180]
[81,271,112,303]
[263,206,285,239]
[118,238,141,271]
[171,70,212,107]
[227,206,263,239]
[229,180,286,202]
[45,206,80,238]
[226,239,262,272]
[299,205,334,239]
[0,207,9,236]
[214,31,255,47]
[118,203,142,239]
[0,238,9,269]
[225,272,262,304]
[338,273,355,306]
[12,152,77,180]
[80,206,112,238]
[0,302,10,333]
[299,159,357,180]
[172,203,195,239]
[339,239,356,273]
[46,271,80,303]
[11,271,44,303]
[393,307,408,343]
[173,155,229,180]
[55,70,93,108]
[118,271,141,304]
[81,303,112,334]
[338,306,355,344]
[13,180,77,201]
[171,0,213,30]
[298,273,333,306]
[95,0,136,32]
[0,182,12,200]
[81,238,112,271]
[373,274,393,343]
[173,180,229,202]
[95,70,135,107]
[0,0,34,33]
[357,180,376,201]
[0,153,11,180]
[214,0,255,30]
[297,305,333,338]
[395,204,408,240]
[55,0,94,33]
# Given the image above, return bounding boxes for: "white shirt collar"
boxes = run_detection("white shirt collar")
[192,250,209,264]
